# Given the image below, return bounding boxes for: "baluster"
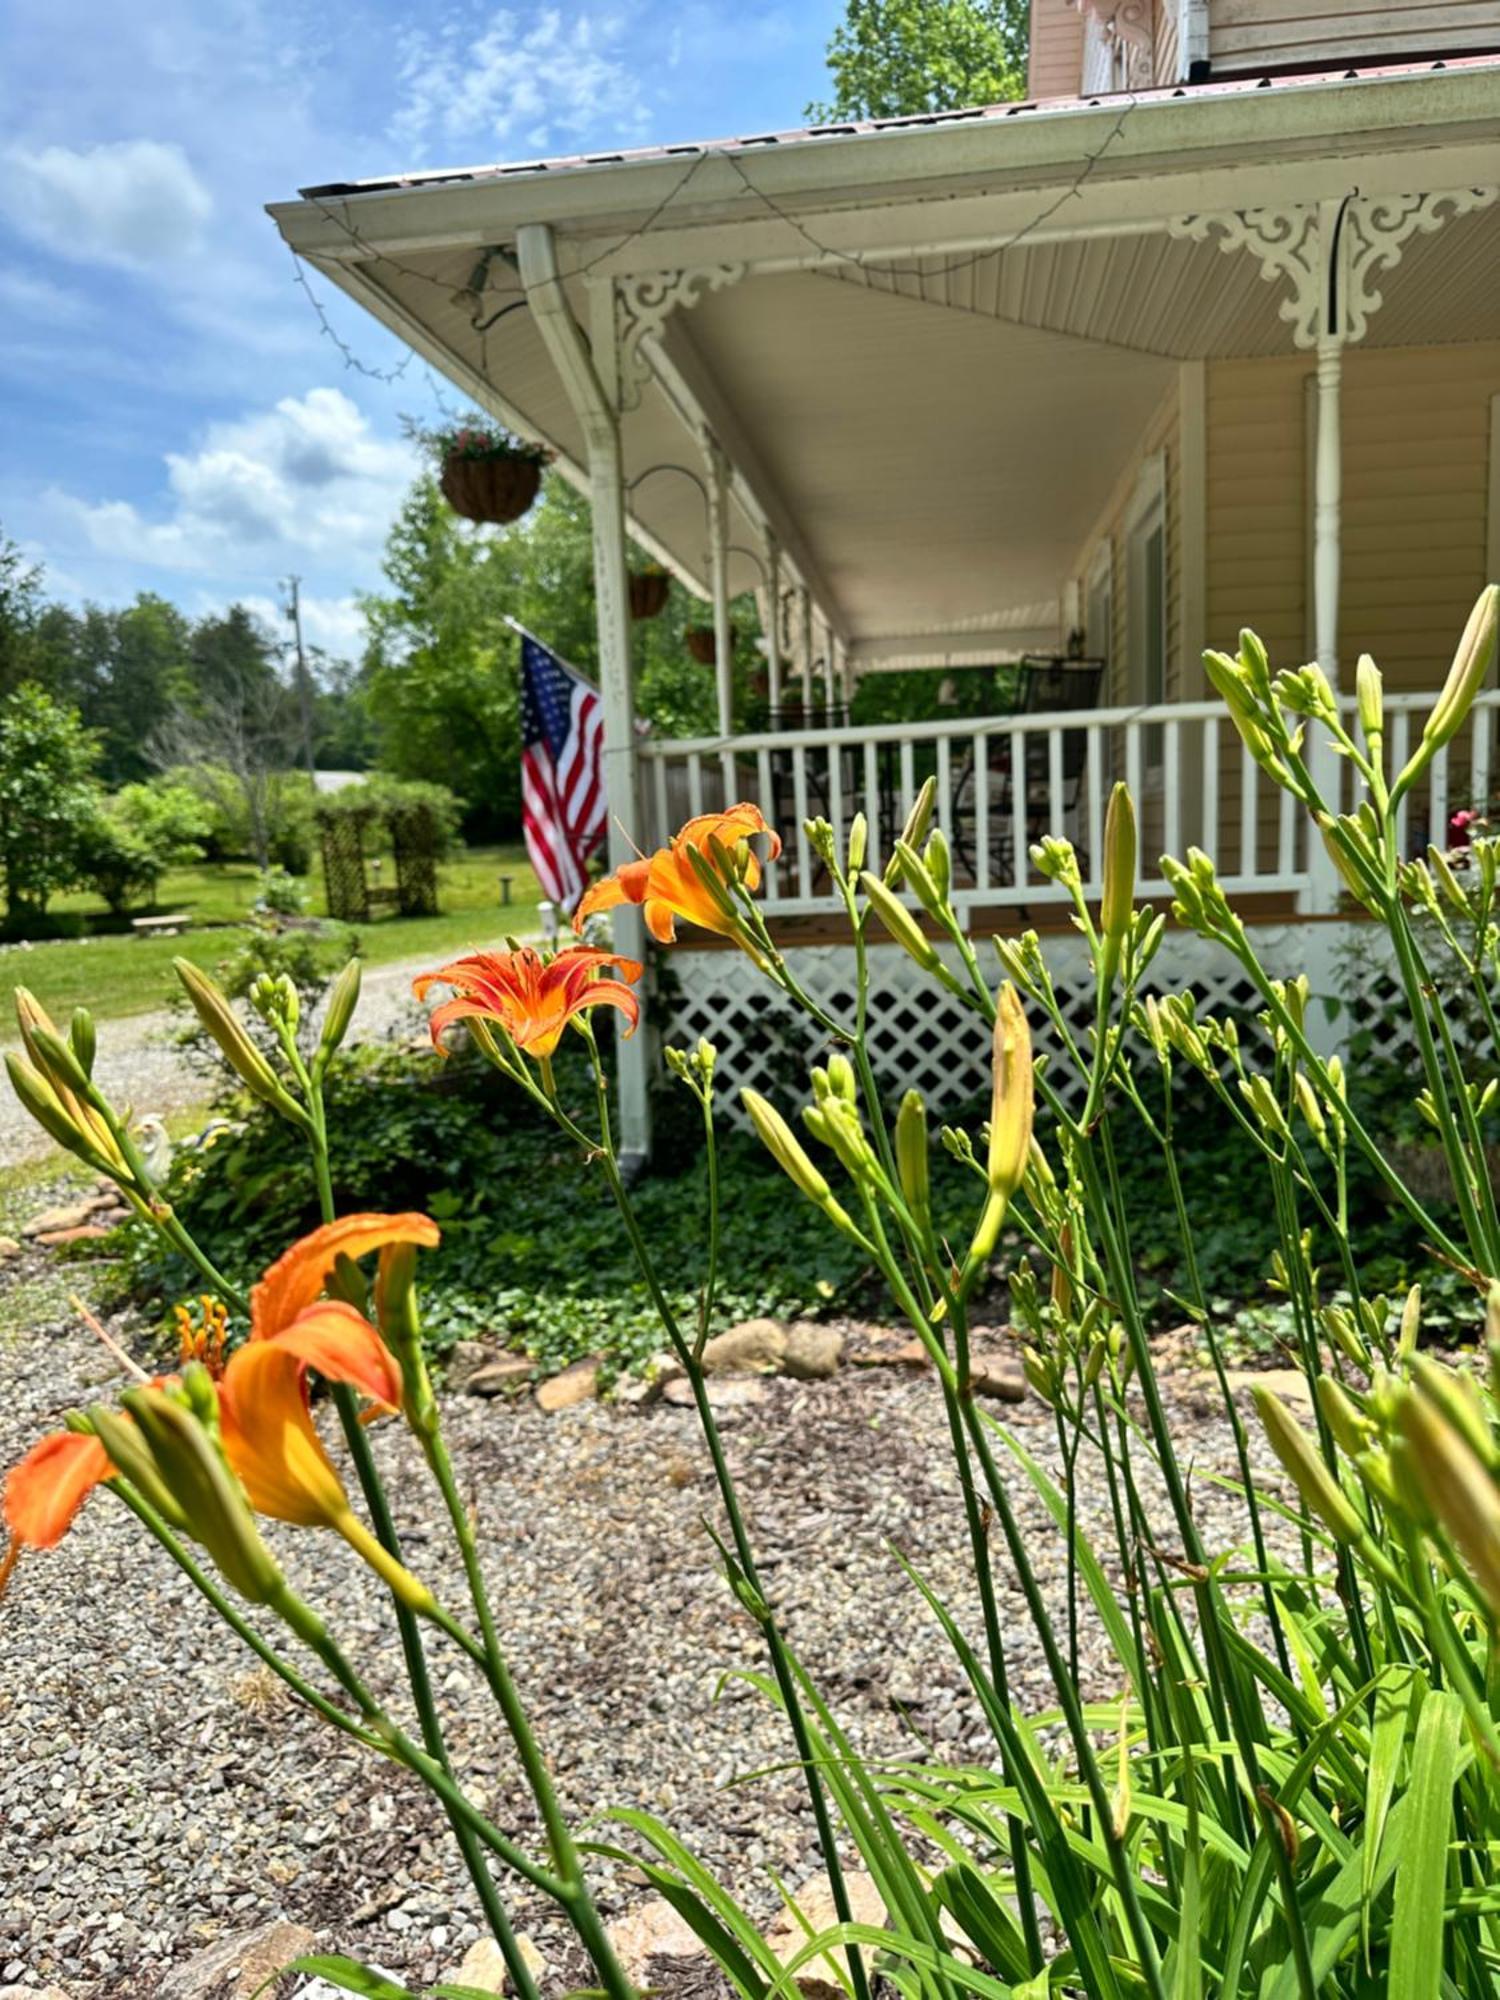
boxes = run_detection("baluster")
[1085,727,1103,894]
[1240,740,1258,883]
[688,753,704,819]
[1430,740,1449,852]
[1277,781,1295,883]
[651,755,669,851]
[1391,710,1411,860]
[936,734,952,844]
[863,739,881,872]
[1202,715,1219,864]
[828,730,845,872]
[757,746,778,901]
[1473,696,1494,825]
[974,731,990,894]
[899,739,916,824]
[1163,718,1181,859]
[793,745,811,903]
[1047,729,1064,841]
[1009,724,1027,897]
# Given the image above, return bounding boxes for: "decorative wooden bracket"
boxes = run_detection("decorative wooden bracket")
[613,264,747,409]
[1168,188,1497,348]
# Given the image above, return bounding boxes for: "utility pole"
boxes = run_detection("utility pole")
[283,575,318,786]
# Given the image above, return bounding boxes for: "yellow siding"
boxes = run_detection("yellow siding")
[1029,0,1084,98]
[1210,0,1500,72]
[1074,386,1183,703]
[1206,342,1500,692]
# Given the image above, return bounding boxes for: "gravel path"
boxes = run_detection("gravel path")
[0,1270,1291,1999]
[0,951,457,1169]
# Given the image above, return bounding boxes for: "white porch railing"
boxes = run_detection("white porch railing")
[638,690,1500,917]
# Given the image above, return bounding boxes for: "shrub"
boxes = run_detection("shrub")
[0,682,102,921]
[79,779,213,914]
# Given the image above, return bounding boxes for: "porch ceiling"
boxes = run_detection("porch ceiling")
[684,273,1175,642]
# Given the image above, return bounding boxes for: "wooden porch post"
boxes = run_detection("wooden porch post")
[799,586,814,711]
[1306,199,1346,920]
[703,431,736,803]
[765,535,783,715]
[517,226,652,1167]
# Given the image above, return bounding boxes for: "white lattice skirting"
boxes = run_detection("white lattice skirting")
[660,921,1391,1124]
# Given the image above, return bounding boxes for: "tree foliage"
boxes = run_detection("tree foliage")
[807,0,1028,120]
[0,683,104,919]
[77,781,213,915]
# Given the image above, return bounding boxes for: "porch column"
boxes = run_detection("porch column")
[799,586,814,712]
[518,227,651,1166]
[1305,201,1347,918]
[702,431,735,804]
[765,534,782,716]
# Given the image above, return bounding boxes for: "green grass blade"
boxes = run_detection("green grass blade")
[1388,1689,1464,2000]
[1363,1667,1420,1962]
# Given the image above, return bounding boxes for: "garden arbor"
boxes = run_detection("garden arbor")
[315,783,455,924]
[272,47,1500,1161]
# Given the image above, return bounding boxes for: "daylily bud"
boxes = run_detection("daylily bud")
[1409,1355,1496,1469]
[1397,1385,1500,1615]
[684,843,744,924]
[1428,844,1469,915]
[175,959,296,1113]
[1254,1387,1364,1545]
[895,1090,930,1227]
[88,1403,191,1533]
[317,958,362,1064]
[1355,653,1383,745]
[860,873,942,972]
[898,777,937,857]
[1239,629,1273,704]
[5,1054,112,1172]
[1398,1284,1422,1360]
[969,985,1033,1268]
[1099,783,1135,986]
[118,1383,285,1604]
[1316,1375,1370,1459]
[925,828,952,903]
[1420,585,1500,760]
[743,1089,832,1205]
[825,1053,857,1104]
[846,813,868,877]
[70,1008,96,1079]
[892,840,947,921]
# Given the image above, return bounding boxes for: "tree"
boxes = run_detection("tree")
[0,684,103,921]
[78,781,213,914]
[806,0,1028,120]
[0,530,45,700]
[151,660,304,872]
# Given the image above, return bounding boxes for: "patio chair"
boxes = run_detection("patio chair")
[951,657,1105,889]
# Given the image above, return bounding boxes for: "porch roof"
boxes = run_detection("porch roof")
[269,60,1500,661]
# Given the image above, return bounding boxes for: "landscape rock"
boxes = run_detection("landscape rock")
[0,1987,72,1999]
[606,1897,707,1983]
[0,1236,21,1261]
[21,1201,102,1239]
[968,1360,1027,1403]
[850,1335,929,1370]
[35,1224,111,1248]
[765,1870,887,2000]
[446,1933,546,1994]
[613,1352,685,1407]
[662,1374,767,1409]
[535,1356,603,1413]
[157,1919,316,1998]
[1221,1365,1314,1406]
[445,1339,492,1389]
[701,1317,787,1375]
[465,1355,536,1398]
[782,1324,844,1380]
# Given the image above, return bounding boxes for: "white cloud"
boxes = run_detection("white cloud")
[52,387,417,577]
[241,590,369,662]
[389,7,651,161]
[0,138,213,267]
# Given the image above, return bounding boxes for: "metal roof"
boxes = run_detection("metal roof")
[299,53,1500,201]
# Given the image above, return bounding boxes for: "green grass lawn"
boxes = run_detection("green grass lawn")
[2,844,546,1026]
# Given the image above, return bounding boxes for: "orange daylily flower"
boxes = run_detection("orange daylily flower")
[573,803,781,945]
[2,1214,440,1577]
[413,945,642,1058]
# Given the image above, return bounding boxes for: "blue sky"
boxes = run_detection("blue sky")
[0,0,843,658]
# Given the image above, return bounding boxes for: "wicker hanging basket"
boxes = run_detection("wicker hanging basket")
[629,571,671,621]
[685,624,717,665]
[440,453,543,525]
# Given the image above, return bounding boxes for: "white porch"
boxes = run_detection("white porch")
[270,59,1500,1150]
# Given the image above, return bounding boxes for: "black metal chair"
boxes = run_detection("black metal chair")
[951,657,1105,888]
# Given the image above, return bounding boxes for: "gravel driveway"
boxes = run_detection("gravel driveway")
[0,1273,1287,1999]
[0,951,459,1169]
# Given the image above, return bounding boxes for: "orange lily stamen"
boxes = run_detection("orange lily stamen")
[413,945,642,1059]
[574,803,781,945]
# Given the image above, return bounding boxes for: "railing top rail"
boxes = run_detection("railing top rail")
[639,686,1498,759]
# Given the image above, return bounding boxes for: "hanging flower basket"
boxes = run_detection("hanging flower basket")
[629,569,671,621]
[440,452,543,525]
[685,624,718,665]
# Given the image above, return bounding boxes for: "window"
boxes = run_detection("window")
[1127,454,1167,770]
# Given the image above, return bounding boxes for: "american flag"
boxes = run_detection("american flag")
[519,629,606,911]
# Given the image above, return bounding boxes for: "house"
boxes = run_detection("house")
[269,2,1500,1159]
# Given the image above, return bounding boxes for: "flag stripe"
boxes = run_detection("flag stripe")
[520,635,607,913]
